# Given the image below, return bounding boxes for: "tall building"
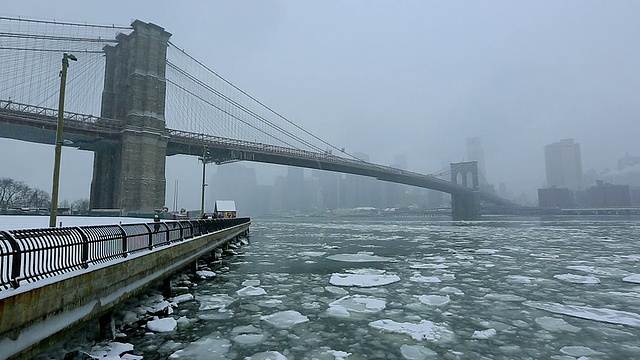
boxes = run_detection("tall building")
[544,139,583,191]
[466,137,486,178]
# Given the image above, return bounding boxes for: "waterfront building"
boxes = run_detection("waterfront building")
[544,139,583,191]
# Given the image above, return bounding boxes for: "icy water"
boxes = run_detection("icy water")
[41,216,640,359]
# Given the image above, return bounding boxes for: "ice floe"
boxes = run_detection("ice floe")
[553,273,600,284]
[325,295,386,318]
[534,316,581,332]
[483,293,526,302]
[400,344,438,359]
[245,351,288,360]
[417,294,451,306]
[146,317,177,332]
[236,285,267,296]
[171,293,194,304]
[410,263,449,270]
[197,294,235,310]
[410,272,441,283]
[439,286,464,296]
[559,345,602,357]
[327,251,392,262]
[524,301,640,328]
[260,310,309,329]
[168,337,231,359]
[88,342,135,360]
[299,251,326,257]
[368,319,454,342]
[242,279,261,286]
[623,274,640,284]
[195,270,216,278]
[471,328,496,339]
[330,269,401,287]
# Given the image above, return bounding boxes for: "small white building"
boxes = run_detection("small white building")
[214,200,237,218]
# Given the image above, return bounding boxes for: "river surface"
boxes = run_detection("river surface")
[35,215,640,359]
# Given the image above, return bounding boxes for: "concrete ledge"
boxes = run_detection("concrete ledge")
[0,222,249,359]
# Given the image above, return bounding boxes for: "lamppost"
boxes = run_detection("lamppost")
[49,53,77,228]
[200,146,210,218]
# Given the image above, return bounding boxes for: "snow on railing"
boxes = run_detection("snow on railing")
[0,217,249,290]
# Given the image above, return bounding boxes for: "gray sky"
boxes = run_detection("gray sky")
[1,0,639,208]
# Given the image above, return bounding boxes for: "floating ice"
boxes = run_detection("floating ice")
[608,291,640,298]
[410,273,441,283]
[196,270,216,278]
[197,294,235,310]
[299,251,326,257]
[171,294,194,304]
[553,273,600,284]
[147,317,177,332]
[368,319,454,342]
[169,337,231,359]
[475,249,499,254]
[439,286,464,296]
[483,293,526,302]
[559,346,602,356]
[232,333,266,345]
[330,269,401,287]
[261,310,309,329]
[326,295,386,317]
[566,265,613,276]
[506,275,537,284]
[325,304,351,318]
[88,342,135,360]
[245,351,288,360]
[327,251,392,262]
[410,263,449,270]
[236,286,267,296]
[243,279,261,286]
[400,344,438,359]
[534,317,581,332]
[417,295,450,306]
[524,301,640,328]
[623,274,640,284]
[325,286,349,295]
[471,328,496,339]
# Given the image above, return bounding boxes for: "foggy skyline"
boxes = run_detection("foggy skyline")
[1,1,639,210]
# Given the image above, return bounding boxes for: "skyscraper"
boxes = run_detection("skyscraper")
[466,137,486,178]
[544,139,583,191]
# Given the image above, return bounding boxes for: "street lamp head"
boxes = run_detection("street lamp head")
[65,53,78,61]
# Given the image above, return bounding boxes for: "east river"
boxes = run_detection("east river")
[33,216,640,359]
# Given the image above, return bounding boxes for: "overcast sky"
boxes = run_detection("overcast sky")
[1,1,639,208]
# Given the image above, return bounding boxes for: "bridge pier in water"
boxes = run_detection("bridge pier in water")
[90,20,171,214]
[450,161,481,221]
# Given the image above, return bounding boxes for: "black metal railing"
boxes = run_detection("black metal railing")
[0,217,249,291]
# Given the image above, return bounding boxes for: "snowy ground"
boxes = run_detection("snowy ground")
[0,215,148,230]
[33,216,640,359]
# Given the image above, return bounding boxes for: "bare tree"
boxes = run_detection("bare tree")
[72,198,90,215]
[0,177,30,209]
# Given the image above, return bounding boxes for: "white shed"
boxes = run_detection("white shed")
[214,200,237,218]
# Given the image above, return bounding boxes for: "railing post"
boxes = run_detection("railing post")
[75,227,89,269]
[143,224,153,250]
[117,225,128,257]
[1,231,21,289]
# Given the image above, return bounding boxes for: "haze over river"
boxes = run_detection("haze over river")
[33,216,640,359]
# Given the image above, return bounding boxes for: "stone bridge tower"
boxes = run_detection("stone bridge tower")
[90,21,171,214]
[450,161,481,220]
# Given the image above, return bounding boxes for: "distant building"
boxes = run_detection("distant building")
[544,139,583,191]
[538,187,575,208]
[466,137,486,178]
[584,180,631,208]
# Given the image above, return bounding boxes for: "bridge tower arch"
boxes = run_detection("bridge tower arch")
[90,21,171,214]
[450,161,481,220]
